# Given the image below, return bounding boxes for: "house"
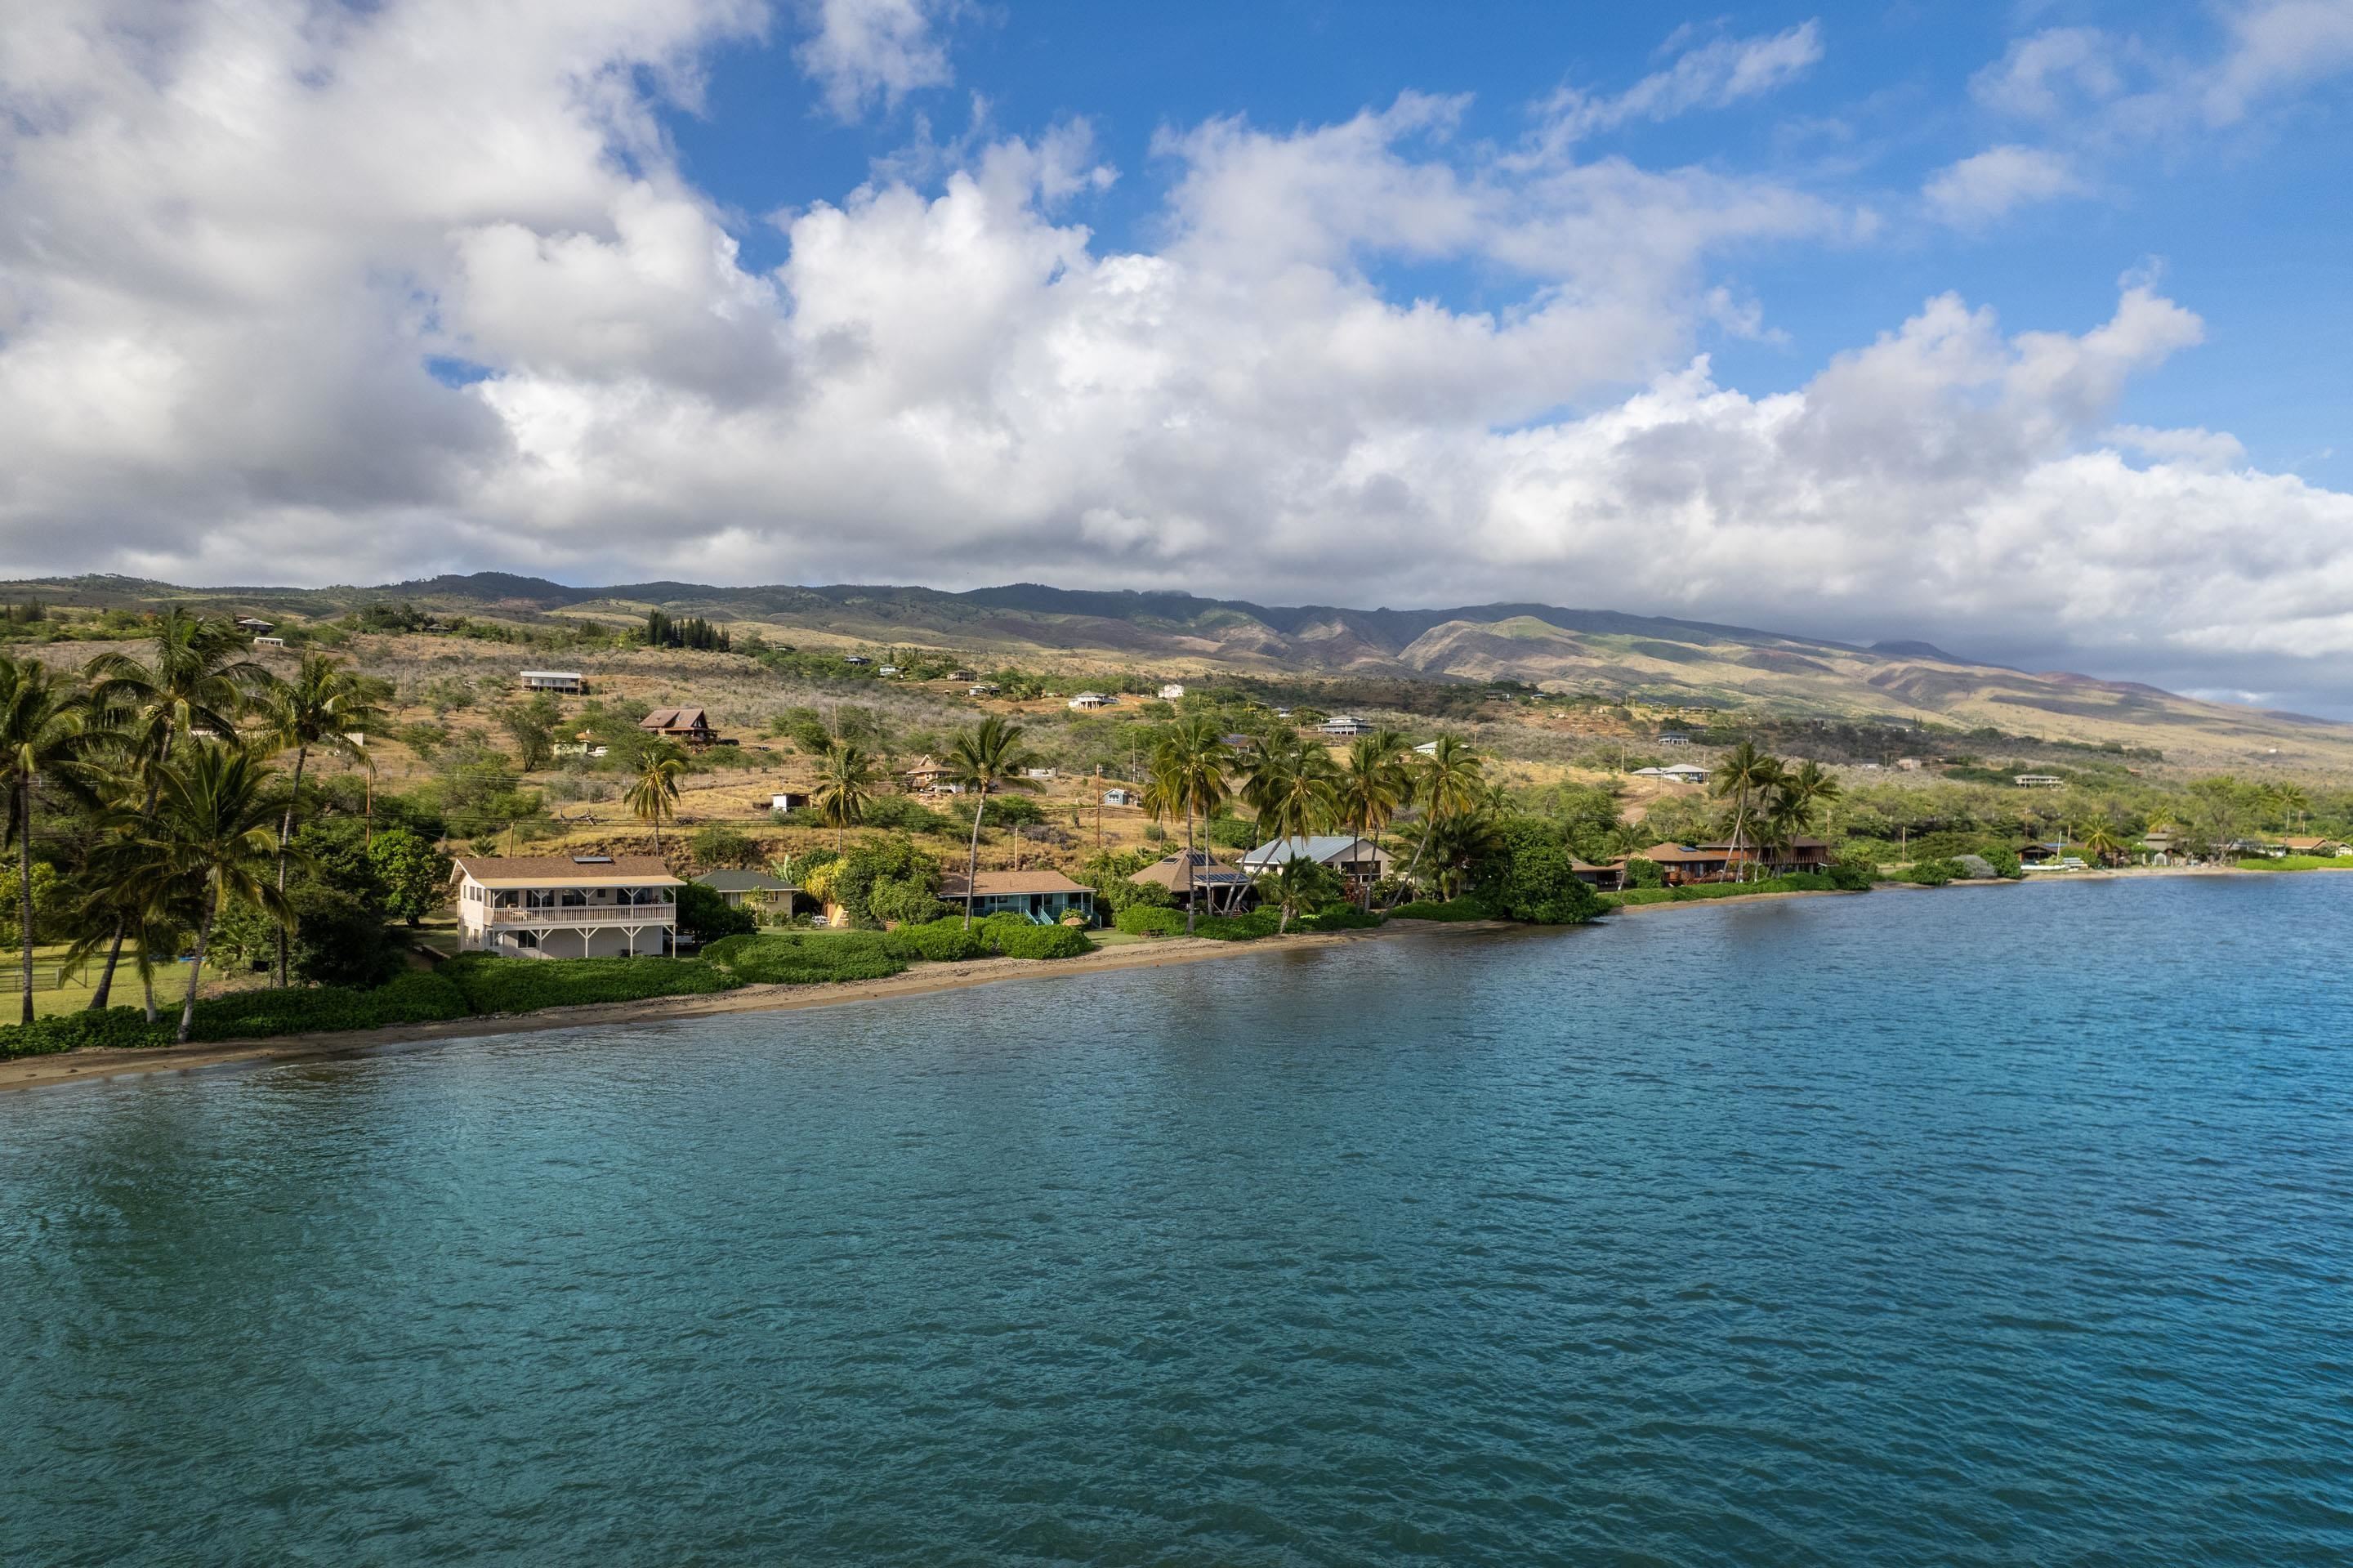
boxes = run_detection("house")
[1273,707,1293,720]
[2282,837,2348,856]
[1413,741,1439,756]
[520,671,587,695]
[1159,683,1186,700]
[2019,842,2065,865]
[2141,831,2180,864]
[252,635,286,649]
[693,869,798,917]
[451,854,681,958]
[939,869,1096,924]
[948,669,976,682]
[1129,851,1254,914]
[1633,763,1708,784]
[770,791,810,814]
[1317,715,1373,736]
[905,757,956,792]
[1659,734,1690,747]
[967,683,1000,696]
[2014,774,2065,788]
[1241,834,1395,889]
[1101,788,1137,806]
[1630,842,1735,884]
[638,706,717,747]
[1023,766,1057,780]
[1221,732,1261,753]
[234,617,274,632]
[1895,757,1925,771]
[1067,692,1110,710]
[843,654,870,666]
[877,665,900,677]
[1572,860,1627,892]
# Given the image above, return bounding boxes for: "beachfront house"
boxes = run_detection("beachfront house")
[1129,851,1254,914]
[1241,834,1394,891]
[693,869,798,918]
[639,706,718,747]
[520,671,587,695]
[452,854,681,958]
[1629,842,1733,884]
[2282,837,2349,856]
[940,869,1096,924]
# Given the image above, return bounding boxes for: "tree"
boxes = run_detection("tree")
[2080,824,2126,866]
[1337,730,1412,909]
[258,654,386,986]
[1388,736,1484,906]
[1266,854,1346,935]
[812,740,879,853]
[1709,742,1784,882]
[1145,717,1233,935]
[132,743,297,1044]
[1766,759,1842,873]
[0,655,88,1023]
[494,692,561,771]
[82,608,274,1008]
[624,739,689,851]
[676,882,756,943]
[945,717,1043,929]
[368,828,451,924]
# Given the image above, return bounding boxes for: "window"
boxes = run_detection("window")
[512,931,538,949]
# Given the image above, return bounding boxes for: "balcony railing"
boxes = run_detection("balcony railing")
[485,904,674,927]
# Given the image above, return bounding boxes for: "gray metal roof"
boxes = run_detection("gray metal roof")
[1241,835,1378,867]
[692,869,794,891]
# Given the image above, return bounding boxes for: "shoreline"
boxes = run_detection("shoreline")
[0,921,1511,1095]
[0,863,2319,1094]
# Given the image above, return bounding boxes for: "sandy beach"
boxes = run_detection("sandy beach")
[0,921,1515,1095]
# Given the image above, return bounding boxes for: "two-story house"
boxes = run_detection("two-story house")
[451,855,684,958]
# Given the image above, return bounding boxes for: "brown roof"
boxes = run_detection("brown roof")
[2283,837,2340,850]
[639,707,711,732]
[1636,842,1731,864]
[452,855,681,887]
[1129,851,1252,890]
[940,870,1093,896]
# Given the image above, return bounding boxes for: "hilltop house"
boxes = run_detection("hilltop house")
[1101,788,1138,807]
[948,668,976,682]
[1659,733,1690,747]
[1067,692,1110,710]
[1241,834,1394,890]
[1632,763,1708,784]
[940,869,1096,924]
[1159,683,1186,700]
[1129,850,1254,914]
[638,706,717,747]
[843,654,869,666]
[452,854,681,958]
[520,671,586,695]
[234,616,274,632]
[1316,715,1374,737]
[905,757,959,793]
[770,791,810,814]
[693,869,797,917]
[2014,774,2065,788]
[252,636,286,650]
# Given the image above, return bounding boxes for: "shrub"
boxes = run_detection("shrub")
[690,825,760,869]
[0,1007,171,1059]
[1601,887,1678,907]
[1194,909,1282,940]
[443,954,740,1012]
[988,922,1094,959]
[1291,905,1383,933]
[1827,858,1878,891]
[1622,856,1666,889]
[1900,858,1964,887]
[0,971,477,1059]
[1114,906,1187,936]
[1387,897,1490,921]
[705,931,910,985]
[676,882,757,943]
[289,882,406,989]
[881,920,992,962]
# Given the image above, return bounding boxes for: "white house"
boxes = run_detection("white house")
[452,854,682,958]
[1023,766,1057,780]
[1659,734,1691,747]
[252,636,286,649]
[2014,774,2065,788]
[1159,683,1186,700]
[878,665,901,677]
[1413,740,1440,756]
[520,671,586,694]
[1317,715,1373,736]
[1067,692,1110,710]
[1241,834,1395,889]
[770,791,810,813]
[1102,788,1138,806]
[1633,763,1708,784]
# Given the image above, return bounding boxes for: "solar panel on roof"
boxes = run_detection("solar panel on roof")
[573,855,613,864]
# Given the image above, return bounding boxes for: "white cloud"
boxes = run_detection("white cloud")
[794,0,957,122]
[1530,21,1824,149]
[7,1,2353,708]
[1922,145,2083,225]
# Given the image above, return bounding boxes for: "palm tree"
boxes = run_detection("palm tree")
[1233,732,1339,923]
[811,740,878,853]
[1769,759,1842,873]
[1709,742,1784,882]
[0,656,89,1023]
[1387,736,1484,905]
[258,655,386,987]
[131,742,297,1044]
[81,609,274,1008]
[1337,729,1411,908]
[2081,824,2126,866]
[946,717,1044,929]
[1144,717,1233,935]
[1267,854,1344,935]
[625,740,690,852]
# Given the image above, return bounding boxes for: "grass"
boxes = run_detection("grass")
[2235,855,2353,871]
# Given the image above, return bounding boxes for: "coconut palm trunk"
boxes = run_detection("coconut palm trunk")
[16,782,35,1026]
[274,743,309,988]
[963,793,988,930]
[177,878,219,1045]
[1183,806,1200,936]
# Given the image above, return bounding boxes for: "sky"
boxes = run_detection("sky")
[3,1,2352,708]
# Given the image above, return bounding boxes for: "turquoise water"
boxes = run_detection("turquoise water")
[3,876,2350,1565]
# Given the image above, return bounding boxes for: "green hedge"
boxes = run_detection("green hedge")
[702,932,909,985]
[880,919,993,962]
[442,954,742,1012]
[0,969,477,1061]
[2237,855,2353,871]
[1290,905,1385,932]
[1114,906,1188,936]
[1386,898,1492,921]
[988,922,1095,958]
[1598,873,1858,910]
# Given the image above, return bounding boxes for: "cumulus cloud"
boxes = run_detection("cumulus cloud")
[793,0,958,121]
[1922,145,2083,225]
[7,0,2353,710]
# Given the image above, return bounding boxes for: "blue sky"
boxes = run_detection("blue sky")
[2,0,2351,708]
